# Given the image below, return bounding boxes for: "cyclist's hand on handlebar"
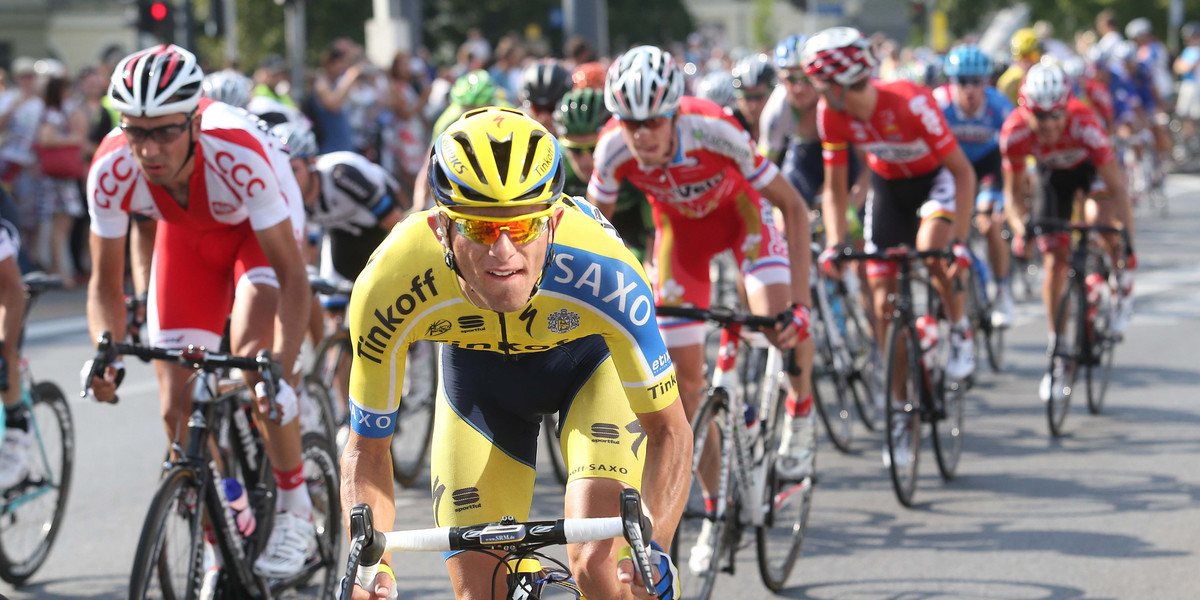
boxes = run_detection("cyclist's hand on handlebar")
[253,379,298,426]
[617,541,680,599]
[343,564,397,600]
[818,246,843,278]
[80,359,124,403]
[762,305,810,350]
[1011,232,1029,260]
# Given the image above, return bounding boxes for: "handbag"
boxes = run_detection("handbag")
[35,143,87,179]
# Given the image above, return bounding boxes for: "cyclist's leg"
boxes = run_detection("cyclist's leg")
[914,168,964,326]
[558,352,662,599]
[975,150,1011,286]
[863,173,917,397]
[433,340,606,598]
[1034,167,1082,339]
[0,224,29,488]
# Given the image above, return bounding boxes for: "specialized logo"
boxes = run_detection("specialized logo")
[591,423,620,442]
[356,269,440,364]
[426,319,452,336]
[626,419,647,459]
[458,315,486,332]
[547,309,580,334]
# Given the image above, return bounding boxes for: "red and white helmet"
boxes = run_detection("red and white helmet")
[109,45,204,118]
[604,45,685,120]
[800,27,877,86]
[1020,62,1070,112]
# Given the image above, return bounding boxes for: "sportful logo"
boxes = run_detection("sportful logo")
[547,309,580,334]
[591,423,620,441]
[458,315,486,332]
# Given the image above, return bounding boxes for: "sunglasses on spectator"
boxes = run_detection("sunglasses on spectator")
[616,112,674,131]
[120,113,195,145]
[560,139,597,155]
[1032,109,1065,121]
[440,205,555,245]
[952,76,987,87]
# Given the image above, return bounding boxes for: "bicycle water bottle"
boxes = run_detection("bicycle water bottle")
[743,403,759,438]
[915,315,939,370]
[222,478,257,537]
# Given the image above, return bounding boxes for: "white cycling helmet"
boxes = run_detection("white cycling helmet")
[732,53,776,90]
[270,122,318,160]
[696,70,736,108]
[1020,62,1071,112]
[800,26,877,86]
[1126,17,1152,40]
[1061,56,1087,83]
[202,69,254,109]
[604,45,685,120]
[109,45,204,118]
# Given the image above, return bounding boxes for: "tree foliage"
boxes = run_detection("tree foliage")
[941,0,1200,45]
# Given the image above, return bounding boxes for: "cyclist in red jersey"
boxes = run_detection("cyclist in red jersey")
[82,45,316,579]
[804,27,978,421]
[1063,56,1116,132]
[587,46,817,548]
[999,63,1134,401]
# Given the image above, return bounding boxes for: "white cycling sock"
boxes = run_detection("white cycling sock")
[277,484,313,520]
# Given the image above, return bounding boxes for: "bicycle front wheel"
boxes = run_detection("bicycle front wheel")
[931,378,966,481]
[392,340,437,487]
[884,322,922,508]
[128,466,204,600]
[1047,283,1084,437]
[1087,277,1117,415]
[0,382,74,584]
[300,375,339,446]
[274,432,341,597]
[755,383,813,591]
[672,388,731,600]
[810,305,854,452]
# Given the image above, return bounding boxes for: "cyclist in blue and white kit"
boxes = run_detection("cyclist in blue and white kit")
[933,45,1016,327]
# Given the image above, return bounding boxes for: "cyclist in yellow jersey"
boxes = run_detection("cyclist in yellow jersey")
[997,28,1043,105]
[340,107,690,600]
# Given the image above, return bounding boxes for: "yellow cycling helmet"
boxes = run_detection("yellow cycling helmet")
[1011,28,1042,59]
[429,106,565,208]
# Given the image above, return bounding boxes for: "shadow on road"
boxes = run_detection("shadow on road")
[776,575,1112,600]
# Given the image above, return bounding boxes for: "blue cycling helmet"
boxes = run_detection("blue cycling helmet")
[774,34,808,69]
[944,45,993,79]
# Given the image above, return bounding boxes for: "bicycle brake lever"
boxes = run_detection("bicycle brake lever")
[619,489,657,597]
[254,351,280,421]
[347,504,386,596]
[83,332,120,404]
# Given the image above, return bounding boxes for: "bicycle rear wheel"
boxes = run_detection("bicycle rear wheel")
[392,340,437,487]
[672,388,731,600]
[309,330,352,422]
[300,375,338,446]
[884,322,922,508]
[0,382,74,584]
[931,377,966,481]
[755,379,812,591]
[128,466,204,600]
[810,300,854,452]
[1047,283,1084,437]
[273,431,341,597]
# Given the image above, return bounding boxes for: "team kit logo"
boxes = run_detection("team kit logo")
[547,309,580,334]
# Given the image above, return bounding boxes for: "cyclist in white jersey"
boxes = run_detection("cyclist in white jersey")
[83,45,316,579]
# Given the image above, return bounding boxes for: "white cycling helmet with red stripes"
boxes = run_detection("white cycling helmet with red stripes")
[109,44,205,118]
[800,26,877,86]
[604,45,685,120]
[1019,62,1071,113]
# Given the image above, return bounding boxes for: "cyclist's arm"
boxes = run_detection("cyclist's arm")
[0,255,24,405]
[129,218,156,296]
[635,397,692,548]
[341,432,396,573]
[940,147,976,240]
[758,173,813,307]
[848,146,870,212]
[1096,158,1133,241]
[253,219,311,376]
[87,232,128,344]
[1002,168,1028,238]
[821,162,850,247]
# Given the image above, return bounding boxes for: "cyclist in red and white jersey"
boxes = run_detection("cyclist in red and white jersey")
[804,27,979,406]
[587,45,817,542]
[999,62,1134,401]
[83,45,316,579]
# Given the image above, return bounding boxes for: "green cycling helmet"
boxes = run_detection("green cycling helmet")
[554,88,611,136]
[450,70,496,108]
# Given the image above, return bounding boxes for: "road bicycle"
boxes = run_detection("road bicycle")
[307,276,436,486]
[1032,220,1127,437]
[660,305,812,598]
[963,232,1007,373]
[341,488,660,599]
[836,247,968,508]
[85,332,341,600]
[0,272,73,585]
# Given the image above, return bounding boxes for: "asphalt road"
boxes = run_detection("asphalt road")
[3,175,1200,599]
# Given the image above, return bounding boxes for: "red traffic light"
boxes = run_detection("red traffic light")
[150,1,168,21]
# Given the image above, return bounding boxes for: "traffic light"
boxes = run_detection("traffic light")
[137,0,175,44]
[909,1,927,27]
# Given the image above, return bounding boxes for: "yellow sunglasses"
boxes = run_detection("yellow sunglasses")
[440,205,556,245]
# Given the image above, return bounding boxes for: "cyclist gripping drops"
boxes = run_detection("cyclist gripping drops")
[341,107,691,599]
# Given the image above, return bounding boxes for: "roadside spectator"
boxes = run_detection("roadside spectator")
[385,51,430,196]
[345,63,387,161]
[0,57,45,270]
[310,44,361,153]
[463,28,492,65]
[489,35,525,100]
[37,74,88,286]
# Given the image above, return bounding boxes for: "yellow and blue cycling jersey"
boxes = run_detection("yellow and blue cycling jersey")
[347,195,679,439]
